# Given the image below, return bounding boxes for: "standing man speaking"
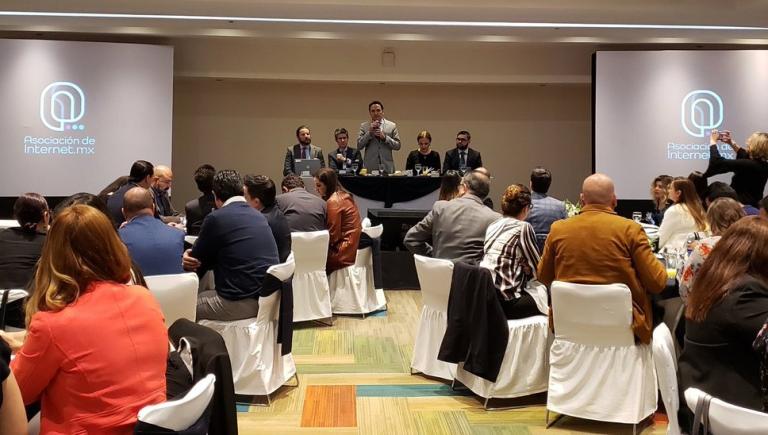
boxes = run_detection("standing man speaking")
[357,101,401,173]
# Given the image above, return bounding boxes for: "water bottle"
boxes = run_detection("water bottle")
[685,233,697,257]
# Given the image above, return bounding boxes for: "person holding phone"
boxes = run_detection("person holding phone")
[703,129,768,207]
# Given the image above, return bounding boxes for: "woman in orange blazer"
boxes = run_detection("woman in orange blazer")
[314,168,362,273]
[8,204,168,434]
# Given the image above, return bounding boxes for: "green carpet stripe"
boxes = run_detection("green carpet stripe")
[356,384,473,397]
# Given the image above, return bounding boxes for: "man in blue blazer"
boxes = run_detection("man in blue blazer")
[183,170,280,321]
[119,187,185,276]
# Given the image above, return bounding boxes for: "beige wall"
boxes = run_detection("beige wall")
[171,79,591,211]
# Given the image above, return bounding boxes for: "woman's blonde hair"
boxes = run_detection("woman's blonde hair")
[747,132,768,161]
[26,204,131,325]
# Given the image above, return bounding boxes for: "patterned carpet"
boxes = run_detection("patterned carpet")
[236,291,668,435]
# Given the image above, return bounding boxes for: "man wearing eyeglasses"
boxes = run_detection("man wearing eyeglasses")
[151,164,180,222]
[443,130,483,173]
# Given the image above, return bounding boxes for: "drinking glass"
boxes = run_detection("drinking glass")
[414,163,422,175]
[351,163,359,174]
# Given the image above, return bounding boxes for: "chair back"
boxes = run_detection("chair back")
[258,254,296,324]
[550,281,634,346]
[653,324,680,435]
[137,373,216,431]
[685,387,768,435]
[267,252,296,282]
[291,230,329,274]
[144,273,199,327]
[414,255,454,312]
[362,217,372,228]
[362,224,383,239]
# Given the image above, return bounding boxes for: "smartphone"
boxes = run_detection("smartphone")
[718,130,731,141]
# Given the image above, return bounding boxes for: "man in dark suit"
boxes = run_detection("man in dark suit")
[151,165,180,222]
[404,170,500,264]
[107,160,154,227]
[119,187,184,276]
[283,125,326,176]
[244,174,292,262]
[276,175,327,232]
[443,130,483,173]
[327,128,362,173]
[184,164,216,236]
[183,170,279,321]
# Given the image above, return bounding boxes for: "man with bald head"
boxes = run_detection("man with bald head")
[537,173,666,344]
[119,186,184,276]
[152,164,180,221]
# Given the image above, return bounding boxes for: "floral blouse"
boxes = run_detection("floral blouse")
[679,236,720,303]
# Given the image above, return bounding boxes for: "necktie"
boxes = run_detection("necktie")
[304,147,310,159]
[460,151,466,167]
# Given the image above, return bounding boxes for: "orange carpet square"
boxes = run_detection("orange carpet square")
[300,385,357,428]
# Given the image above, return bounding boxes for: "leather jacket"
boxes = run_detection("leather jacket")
[326,191,362,272]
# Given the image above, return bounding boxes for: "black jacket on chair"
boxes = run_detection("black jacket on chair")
[438,261,509,382]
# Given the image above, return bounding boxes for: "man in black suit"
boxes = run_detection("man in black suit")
[106,160,154,227]
[283,125,326,176]
[276,175,327,232]
[327,128,362,173]
[244,174,292,262]
[443,130,483,173]
[183,170,279,321]
[184,164,216,236]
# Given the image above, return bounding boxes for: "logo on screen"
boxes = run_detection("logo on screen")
[681,90,723,138]
[40,81,86,132]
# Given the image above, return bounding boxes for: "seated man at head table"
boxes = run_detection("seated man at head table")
[184,170,280,321]
[536,173,667,344]
[328,127,362,173]
[284,125,326,176]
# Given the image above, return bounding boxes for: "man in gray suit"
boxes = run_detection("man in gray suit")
[357,101,401,173]
[404,170,500,264]
[283,125,326,176]
[276,175,327,232]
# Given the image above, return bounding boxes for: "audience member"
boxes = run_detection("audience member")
[314,168,362,273]
[327,128,362,173]
[761,195,768,219]
[357,101,401,173]
[438,171,462,201]
[525,167,567,252]
[185,164,216,236]
[537,173,666,344]
[704,130,768,206]
[480,184,544,319]
[679,197,745,303]
[244,175,292,262]
[404,170,500,264]
[443,130,482,172]
[118,187,184,276]
[0,339,26,434]
[688,171,708,207]
[658,178,708,251]
[649,174,673,225]
[474,167,495,209]
[706,181,759,216]
[97,175,130,205]
[151,164,179,220]
[107,160,154,226]
[283,125,326,176]
[276,175,327,232]
[9,204,167,434]
[184,170,279,321]
[678,217,768,420]
[55,192,110,220]
[405,130,441,173]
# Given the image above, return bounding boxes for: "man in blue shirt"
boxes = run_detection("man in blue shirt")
[526,167,567,253]
[119,187,184,276]
[183,170,279,321]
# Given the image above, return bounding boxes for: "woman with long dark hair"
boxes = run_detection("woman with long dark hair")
[315,168,362,273]
[657,178,708,250]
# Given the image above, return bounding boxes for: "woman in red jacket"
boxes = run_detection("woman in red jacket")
[314,168,362,273]
[9,204,168,434]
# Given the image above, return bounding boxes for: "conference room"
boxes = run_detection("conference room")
[2,1,768,434]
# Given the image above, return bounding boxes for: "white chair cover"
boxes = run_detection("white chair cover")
[685,388,768,435]
[144,273,199,327]
[547,281,657,424]
[0,219,17,230]
[410,255,456,380]
[329,245,386,314]
[653,324,681,435]
[361,217,372,228]
[362,224,383,239]
[198,256,297,396]
[455,316,549,399]
[291,231,332,322]
[137,374,216,430]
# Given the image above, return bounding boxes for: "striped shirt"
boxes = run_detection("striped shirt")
[480,217,541,301]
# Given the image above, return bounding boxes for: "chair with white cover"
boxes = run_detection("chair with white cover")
[454,314,550,408]
[653,324,681,435]
[291,231,332,323]
[410,255,456,380]
[685,387,768,435]
[361,217,371,228]
[136,374,216,433]
[198,254,297,401]
[144,273,200,327]
[546,281,657,433]
[329,224,386,316]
